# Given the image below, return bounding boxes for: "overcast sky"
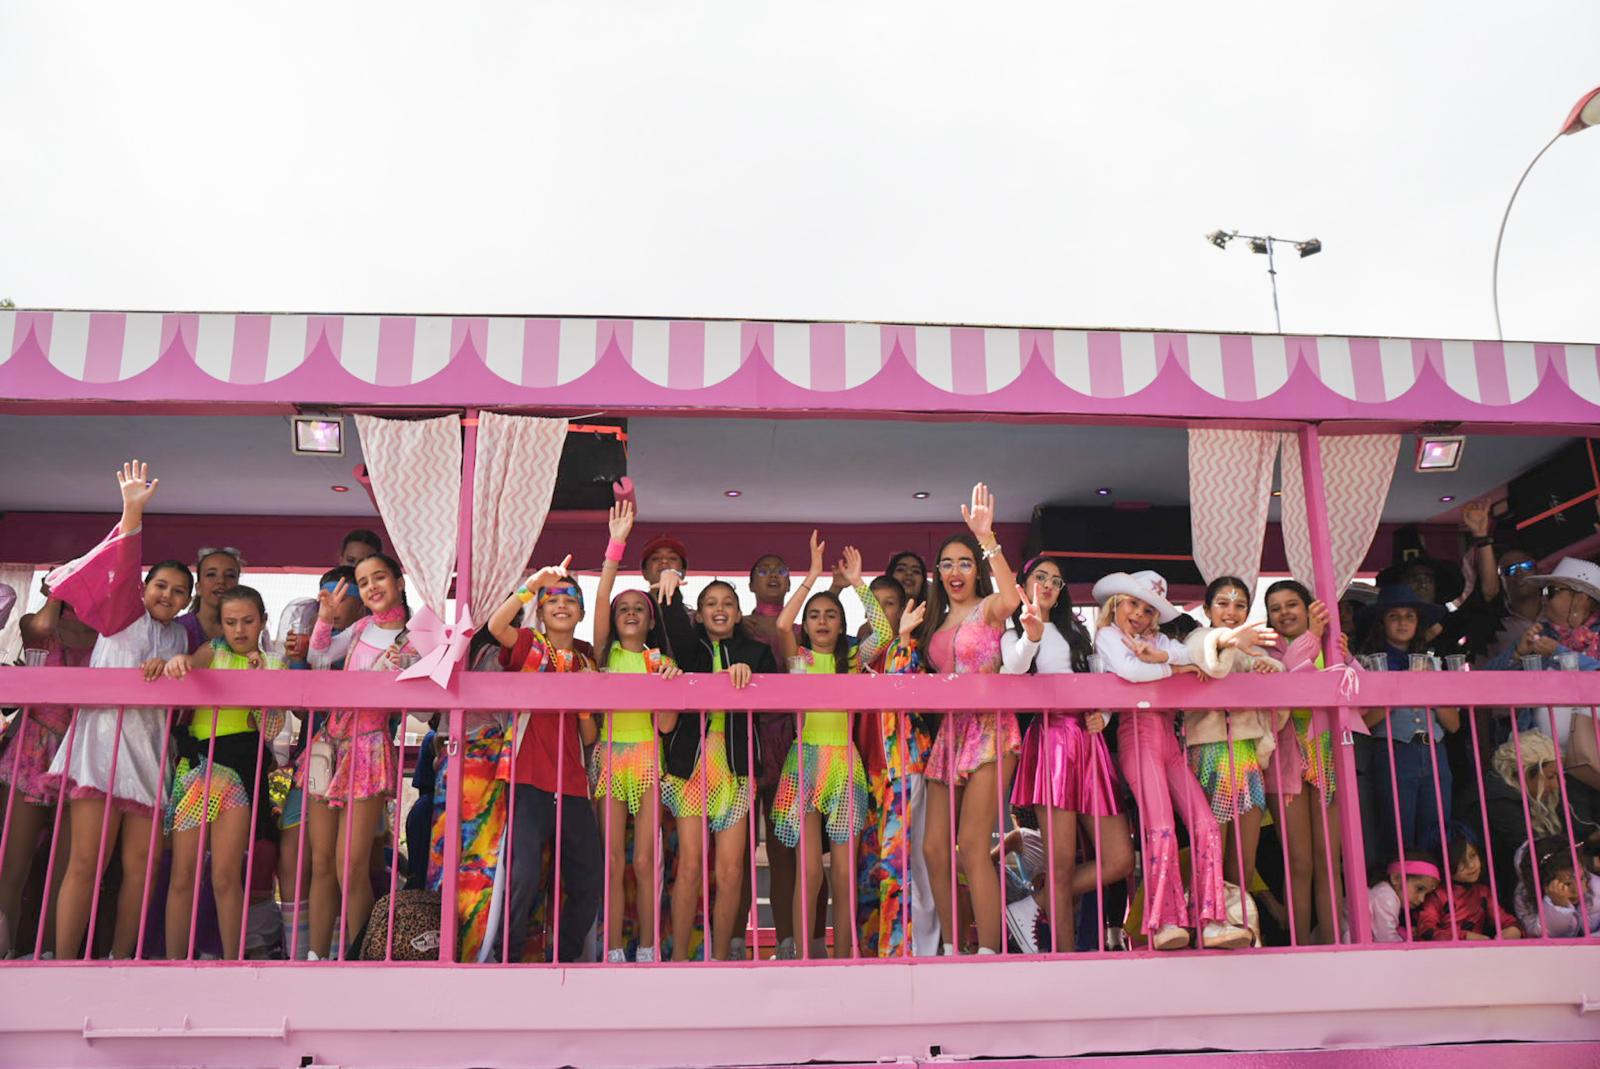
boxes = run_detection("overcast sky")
[2,2,1596,343]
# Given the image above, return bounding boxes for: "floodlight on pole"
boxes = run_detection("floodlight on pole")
[1491,84,1600,340]
[1204,229,1323,332]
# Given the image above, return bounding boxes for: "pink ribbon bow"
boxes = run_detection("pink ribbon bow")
[398,604,475,689]
[1322,662,1370,738]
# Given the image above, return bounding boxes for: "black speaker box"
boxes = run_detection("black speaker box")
[1506,439,1598,560]
[1024,505,1204,587]
[552,420,628,511]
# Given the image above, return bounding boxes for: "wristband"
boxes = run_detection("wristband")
[981,542,1003,561]
[1470,535,1493,549]
[605,538,626,563]
[516,586,534,604]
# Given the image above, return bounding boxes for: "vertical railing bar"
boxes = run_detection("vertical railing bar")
[83,705,127,960]
[135,708,173,962]
[1223,713,1248,943]
[849,708,859,960]
[37,710,80,958]
[335,725,358,962]
[384,721,405,962]
[1420,715,1457,941]
[1270,748,1297,947]
[1042,711,1056,955]
[440,707,464,965]
[701,707,711,962]
[188,725,223,960]
[946,722,957,954]
[551,710,564,965]
[1180,713,1204,949]
[895,710,911,959]
[1465,707,1504,939]
[502,712,519,964]
[1543,698,1593,939]
[602,714,613,961]
[236,714,270,960]
[1382,710,1416,942]
[745,709,758,962]
[1311,705,1341,946]
[0,707,32,939]
[1505,715,1548,938]
[797,708,809,960]
[651,711,662,964]
[1128,703,1148,951]
[288,718,313,961]
[994,712,1006,957]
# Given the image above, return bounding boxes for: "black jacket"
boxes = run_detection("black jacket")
[662,627,780,778]
[647,587,699,664]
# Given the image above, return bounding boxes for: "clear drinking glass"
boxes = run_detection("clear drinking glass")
[22,648,48,667]
[787,655,808,674]
[1362,653,1388,672]
[1087,654,1106,674]
[1409,653,1436,672]
[1520,654,1544,673]
[1444,654,1468,672]
[1557,651,1580,671]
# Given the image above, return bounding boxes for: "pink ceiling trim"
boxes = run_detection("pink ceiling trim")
[4,310,1597,421]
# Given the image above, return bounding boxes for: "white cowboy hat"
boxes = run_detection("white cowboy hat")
[1091,570,1181,623]
[1527,557,1600,604]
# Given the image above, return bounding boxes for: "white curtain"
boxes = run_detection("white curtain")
[469,413,569,623]
[1280,434,1401,599]
[352,414,463,618]
[1187,429,1279,590]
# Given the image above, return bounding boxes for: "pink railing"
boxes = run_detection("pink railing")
[1,667,1597,965]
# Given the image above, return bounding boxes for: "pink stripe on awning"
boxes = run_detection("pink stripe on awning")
[1087,331,1123,398]
[10,311,51,362]
[522,318,561,387]
[375,317,416,387]
[453,318,487,366]
[598,319,632,366]
[161,315,196,364]
[668,320,704,389]
[1219,334,1256,402]
[950,327,986,395]
[1020,329,1053,372]
[82,313,126,383]
[232,315,272,385]
[811,322,846,390]
[1347,337,1385,403]
[742,321,773,365]
[307,316,342,365]
[1473,341,1511,406]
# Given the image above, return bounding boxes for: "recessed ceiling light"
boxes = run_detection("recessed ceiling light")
[330,485,350,493]
[1439,495,1455,503]
[1096,487,1112,496]
[724,489,742,497]
[913,491,930,499]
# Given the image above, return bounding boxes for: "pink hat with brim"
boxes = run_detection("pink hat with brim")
[1091,570,1181,623]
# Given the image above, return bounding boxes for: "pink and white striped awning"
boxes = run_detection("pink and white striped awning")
[2,309,1595,422]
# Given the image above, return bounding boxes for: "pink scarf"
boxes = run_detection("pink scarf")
[1550,613,1600,659]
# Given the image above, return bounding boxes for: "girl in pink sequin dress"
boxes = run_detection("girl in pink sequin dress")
[904,484,1022,955]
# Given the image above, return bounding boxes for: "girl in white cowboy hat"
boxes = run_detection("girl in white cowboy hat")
[1486,557,1600,746]
[1091,569,1269,951]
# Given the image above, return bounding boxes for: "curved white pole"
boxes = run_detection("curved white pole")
[1491,132,1562,340]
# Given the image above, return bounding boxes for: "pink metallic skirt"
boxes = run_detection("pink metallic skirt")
[1010,713,1120,816]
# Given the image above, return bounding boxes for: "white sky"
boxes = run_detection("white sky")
[2,2,1598,343]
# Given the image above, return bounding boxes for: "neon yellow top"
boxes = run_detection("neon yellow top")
[190,643,284,739]
[801,652,849,745]
[601,645,660,743]
[706,644,727,734]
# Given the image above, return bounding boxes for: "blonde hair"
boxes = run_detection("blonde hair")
[1096,593,1158,636]
[1491,733,1563,837]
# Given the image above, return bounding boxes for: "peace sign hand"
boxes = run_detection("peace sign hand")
[1016,582,1045,642]
[961,483,996,541]
[318,578,350,622]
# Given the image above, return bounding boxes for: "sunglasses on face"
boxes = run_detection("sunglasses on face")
[1501,560,1536,578]
[938,559,976,574]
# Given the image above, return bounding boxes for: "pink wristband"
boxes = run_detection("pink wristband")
[605,538,626,563]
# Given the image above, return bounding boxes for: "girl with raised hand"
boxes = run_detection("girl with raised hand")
[661,580,779,960]
[2,581,98,956]
[1262,581,1348,945]
[771,534,889,959]
[593,499,682,964]
[302,553,417,960]
[1005,557,1134,953]
[42,459,193,960]
[1092,569,1261,951]
[908,484,1023,956]
[160,585,286,960]
[472,555,601,964]
[179,547,244,653]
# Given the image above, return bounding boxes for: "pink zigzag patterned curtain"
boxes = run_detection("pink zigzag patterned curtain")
[1187,429,1280,590]
[469,413,569,624]
[352,414,462,618]
[1279,434,1400,599]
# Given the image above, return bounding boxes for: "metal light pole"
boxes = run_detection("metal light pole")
[1204,230,1321,333]
[1491,84,1600,340]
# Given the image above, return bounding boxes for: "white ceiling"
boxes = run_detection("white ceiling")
[0,413,1572,525]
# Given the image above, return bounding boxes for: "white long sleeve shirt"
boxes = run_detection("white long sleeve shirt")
[1002,625,1077,675]
[1093,626,1192,683]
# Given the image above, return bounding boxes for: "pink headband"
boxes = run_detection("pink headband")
[1388,860,1441,882]
[611,590,656,628]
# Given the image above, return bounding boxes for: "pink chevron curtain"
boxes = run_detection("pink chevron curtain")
[1279,434,1400,599]
[1187,429,1279,590]
[469,413,569,623]
[352,414,462,618]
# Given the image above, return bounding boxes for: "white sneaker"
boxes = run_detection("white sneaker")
[1201,921,1253,949]
[1152,924,1190,951]
[635,945,656,963]
[1005,897,1041,954]
[605,947,627,964]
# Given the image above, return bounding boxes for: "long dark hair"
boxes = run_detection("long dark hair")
[354,552,410,619]
[798,589,854,673]
[1361,606,1429,656]
[913,533,993,659]
[1012,560,1090,674]
[885,550,929,607]
[696,579,753,644]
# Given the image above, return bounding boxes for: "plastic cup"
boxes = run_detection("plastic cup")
[1362,654,1388,672]
[1520,654,1544,673]
[1087,654,1106,674]
[1557,652,1580,672]
[22,648,48,668]
[1444,654,1468,672]
[787,656,808,674]
[1409,654,1435,672]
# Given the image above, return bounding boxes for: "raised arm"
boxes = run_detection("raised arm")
[490,557,574,649]
[308,577,358,669]
[1462,501,1499,601]
[592,502,633,655]
[43,459,157,636]
[1002,582,1046,674]
[775,530,825,662]
[843,548,893,666]
[964,483,1021,628]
